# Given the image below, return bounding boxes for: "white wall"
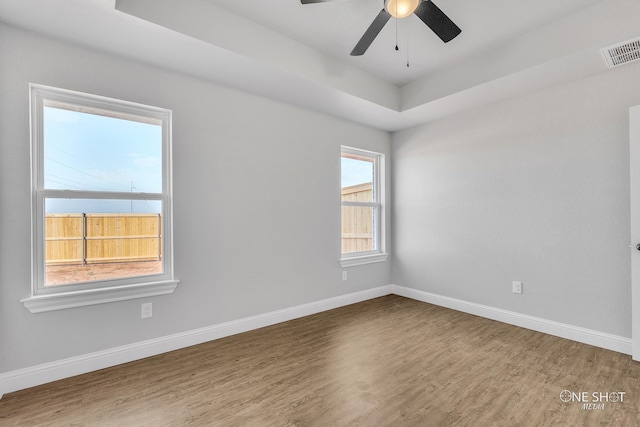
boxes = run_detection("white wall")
[0,25,391,374]
[392,61,640,337]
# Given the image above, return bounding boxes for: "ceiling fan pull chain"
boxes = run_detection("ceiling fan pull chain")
[395,10,399,51]
[406,21,410,67]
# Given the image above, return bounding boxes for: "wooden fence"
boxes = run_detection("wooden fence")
[45,213,162,265]
[341,183,373,254]
[46,188,370,264]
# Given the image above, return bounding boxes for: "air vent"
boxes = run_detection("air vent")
[601,37,640,68]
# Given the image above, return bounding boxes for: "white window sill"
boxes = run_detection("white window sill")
[21,280,179,313]
[340,253,389,268]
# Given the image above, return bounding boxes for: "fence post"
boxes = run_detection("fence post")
[157,213,162,261]
[82,213,87,266]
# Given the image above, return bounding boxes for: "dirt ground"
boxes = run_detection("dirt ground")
[45,261,163,286]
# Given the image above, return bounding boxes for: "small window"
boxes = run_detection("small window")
[340,146,387,267]
[23,84,178,313]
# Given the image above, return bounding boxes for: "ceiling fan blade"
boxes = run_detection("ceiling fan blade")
[350,9,391,56]
[300,0,347,3]
[414,0,461,43]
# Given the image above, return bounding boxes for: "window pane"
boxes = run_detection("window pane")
[341,155,374,202]
[44,198,163,286]
[341,205,376,254]
[43,105,162,193]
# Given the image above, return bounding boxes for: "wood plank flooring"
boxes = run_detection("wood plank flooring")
[1,295,640,426]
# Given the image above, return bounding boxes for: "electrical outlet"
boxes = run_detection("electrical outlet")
[512,281,522,294]
[342,271,348,281]
[141,302,153,319]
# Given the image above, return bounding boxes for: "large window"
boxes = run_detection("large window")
[23,84,178,313]
[340,146,387,266]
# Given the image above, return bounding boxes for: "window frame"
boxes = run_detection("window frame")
[22,84,178,313]
[340,146,388,267]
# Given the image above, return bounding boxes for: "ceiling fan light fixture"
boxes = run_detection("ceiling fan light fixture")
[385,0,420,19]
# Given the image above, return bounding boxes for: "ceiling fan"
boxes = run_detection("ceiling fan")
[300,0,461,56]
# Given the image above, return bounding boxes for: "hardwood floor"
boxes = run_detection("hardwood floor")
[1,295,639,426]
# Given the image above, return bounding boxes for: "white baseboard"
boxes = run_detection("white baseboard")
[1,284,632,397]
[0,285,393,396]
[391,284,632,356]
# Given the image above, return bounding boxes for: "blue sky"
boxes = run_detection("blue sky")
[43,106,162,214]
[341,156,373,188]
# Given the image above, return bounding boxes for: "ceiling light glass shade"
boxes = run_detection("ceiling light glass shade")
[385,0,420,19]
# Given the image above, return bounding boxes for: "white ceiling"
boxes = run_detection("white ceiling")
[1,0,639,131]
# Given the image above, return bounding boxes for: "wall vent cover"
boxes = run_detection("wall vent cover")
[601,37,640,68]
